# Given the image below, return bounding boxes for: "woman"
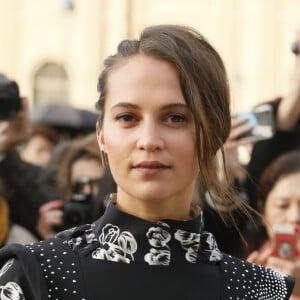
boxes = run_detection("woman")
[19,125,60,168]
[56,132,104,201]
[36,133,106,239]
[247,150,300,299]
[0,25,294,299]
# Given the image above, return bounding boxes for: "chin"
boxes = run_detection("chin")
[132,185,173,202]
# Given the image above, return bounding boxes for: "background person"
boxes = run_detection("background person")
[0,75,103,243]
[244,26,300,204]
[0,76,49,242]
[19,124,60,168]
[37,133,105,239]
[246,150,300,299]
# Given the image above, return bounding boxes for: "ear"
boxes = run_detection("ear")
[96,122,105,151]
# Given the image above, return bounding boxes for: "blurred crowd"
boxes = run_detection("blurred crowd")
[0,75,117,245]
[0,25,300,298]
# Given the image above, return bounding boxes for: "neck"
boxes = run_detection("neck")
[114,191,193,222]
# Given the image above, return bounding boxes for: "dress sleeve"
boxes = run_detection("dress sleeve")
[0,244,48,300]
[221,253,295,300]
[0,258,33,299]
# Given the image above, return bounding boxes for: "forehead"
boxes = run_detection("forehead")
[268,173,300,197]
[105,54,185,104]
[71,158,102,178]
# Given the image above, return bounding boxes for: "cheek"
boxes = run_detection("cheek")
[264,204,285,226]
[104,135,130,173]
[175,134,198,168]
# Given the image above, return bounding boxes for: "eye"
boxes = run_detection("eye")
[114,113,138,128]
[166,113,188,123]
[276,203,289,210]
[115,113,136,122]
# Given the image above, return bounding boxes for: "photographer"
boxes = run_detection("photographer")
[244,28,300,205]
[0,74,58,242]
[246,151,300,299]
[55,133,105,230]
[0,75,108,242]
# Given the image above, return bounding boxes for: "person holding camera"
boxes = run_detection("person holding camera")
[0,25,295,299]
[39,132,106,237]
[0,74,64,243]
[0,74,106,243]
[0,75,41,242]
[244,27,300,205]
[246,151,300,299]
[204,28,300,261]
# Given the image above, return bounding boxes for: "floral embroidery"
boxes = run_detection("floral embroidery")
[0,260,14,278]
[92,224,137,263]
[203,233,223,262]
[146,226,171,248]
[67,236,83,249]
[174,230,200,263]
[85,228,97,244]
[65,225,98,250]
[144,226,171,265]
[0,282,25,300]
[144,248,171,266]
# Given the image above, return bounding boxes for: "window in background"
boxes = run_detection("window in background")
[33,63,69,105]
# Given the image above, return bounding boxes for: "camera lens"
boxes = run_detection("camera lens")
[0,77,21,120]
[64,210,83,227]
[63,194,93,229]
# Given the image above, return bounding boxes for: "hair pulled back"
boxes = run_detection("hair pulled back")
[96,25,242,222]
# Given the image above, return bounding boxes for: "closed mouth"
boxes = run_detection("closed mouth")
[133,161,170,169]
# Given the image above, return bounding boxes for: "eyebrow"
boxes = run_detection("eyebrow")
[110,102,189,111]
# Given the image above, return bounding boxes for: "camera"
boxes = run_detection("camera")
[272,225,300,259]
[231,104,275,144]
[0,74,21,120]
[62,176,95,229]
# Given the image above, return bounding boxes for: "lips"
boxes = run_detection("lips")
[133,161,170,169]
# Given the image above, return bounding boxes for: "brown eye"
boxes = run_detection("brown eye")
[115,113,136,122]
[166,114,187,123]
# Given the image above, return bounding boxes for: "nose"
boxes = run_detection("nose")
[136,119,164,152]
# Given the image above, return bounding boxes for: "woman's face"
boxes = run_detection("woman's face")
[97,54,199,217]
[264,173,300,230]
[20,134,55,167]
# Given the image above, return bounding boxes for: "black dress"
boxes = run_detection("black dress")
[0,202,295,300]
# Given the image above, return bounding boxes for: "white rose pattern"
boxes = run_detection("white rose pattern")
[88,221,221,265]
[0,260,14,278]
[0,282,25,300]
[0,259,25,300]
[67,236,83,249]
[92,224,137,263]
[85,228,97,244]
[175,230,222,263]
[144,248,171,266]
[204,233,223,262]
[144,226,171,266]
[174,230,200,263]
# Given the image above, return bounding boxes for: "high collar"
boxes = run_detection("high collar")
[62,201,223,266]
[99,200,202,233]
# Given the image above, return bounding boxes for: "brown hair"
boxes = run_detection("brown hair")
[96,24,247,223]
[30,125,60,145]
[256,150,300,214]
